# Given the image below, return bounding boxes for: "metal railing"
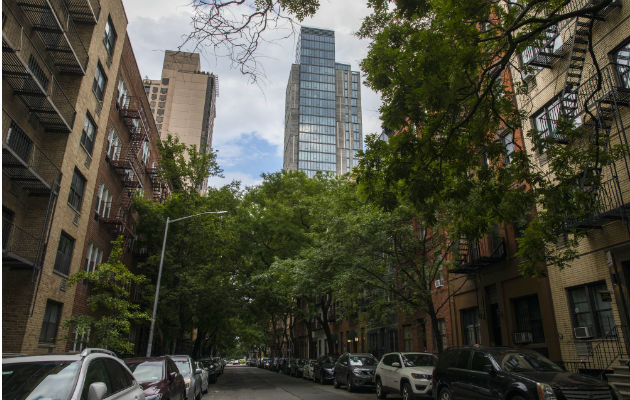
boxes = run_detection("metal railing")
[562,325,627,378]
[2,220,43,268]
[16,0,89,74]
[2,112,62,193]
[119,95,151,139]
[2,5,76,132]
[457,236,506,270]
[561,0,620,17]
[65,0,100,24]
[579,63,630,112]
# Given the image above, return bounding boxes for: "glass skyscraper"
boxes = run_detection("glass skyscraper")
[283,27,362,177]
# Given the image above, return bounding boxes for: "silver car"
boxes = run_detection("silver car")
[170,355,202,400]
[2,348,145,400]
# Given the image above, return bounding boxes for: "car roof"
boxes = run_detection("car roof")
[2,354,82,364]
[124,357,168,363]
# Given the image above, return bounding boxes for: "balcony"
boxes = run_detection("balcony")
[118,96,150,140]
[567,177,629,229]
[3,114,62,195]
[65,0,100,24]
[2,7,76,133]
[2,220,44,269]
[99,201,135,237]
[579,63,630,112]
[562,0,621,19]
[15,0,89,74]
[451,236,506,274]
[520,26,566,69]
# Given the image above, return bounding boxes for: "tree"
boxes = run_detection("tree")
[63,237,149,355]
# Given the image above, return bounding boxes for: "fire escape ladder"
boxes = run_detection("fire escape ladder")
[560,17,592,119]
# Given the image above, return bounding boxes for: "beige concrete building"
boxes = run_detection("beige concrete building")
[512,0,629,389]
[143,51,218,192]
[3,0,128,353]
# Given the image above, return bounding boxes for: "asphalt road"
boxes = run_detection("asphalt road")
[204,365,391,400]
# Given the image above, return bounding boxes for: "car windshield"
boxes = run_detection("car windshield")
[349,356,376,367]
[320,356,336,367]
[402,354,436,367]
[174,360,191,375]
[495,351,564,373]
[127,361,163,383]
[3,360,81,400]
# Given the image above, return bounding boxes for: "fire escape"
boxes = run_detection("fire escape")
[451,236,507,275]
[102,96,150,246]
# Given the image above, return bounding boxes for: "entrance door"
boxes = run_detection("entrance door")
[489,304,502,346]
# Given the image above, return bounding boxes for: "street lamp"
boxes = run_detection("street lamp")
[146,210,227,357]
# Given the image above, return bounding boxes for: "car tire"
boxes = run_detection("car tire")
[347,375,354,392]
[376,378,386,399]
[402,382,413,400]
[334,375,340,388]
[438,387,452,400]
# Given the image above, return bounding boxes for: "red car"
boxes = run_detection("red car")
[125,356,187,400]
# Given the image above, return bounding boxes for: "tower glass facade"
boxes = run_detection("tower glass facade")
[284,27,362,178]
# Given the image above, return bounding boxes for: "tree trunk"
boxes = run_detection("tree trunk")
[426,294,443,353]
[318,295,334,354]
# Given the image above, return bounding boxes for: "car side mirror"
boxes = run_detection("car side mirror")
[392,362,401,368]
[87,382,108,400]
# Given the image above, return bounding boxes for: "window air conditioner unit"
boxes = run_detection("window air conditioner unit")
[574,326,594,339]
[434,279,444,288]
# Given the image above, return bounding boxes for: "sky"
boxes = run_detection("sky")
[122,0,383,188]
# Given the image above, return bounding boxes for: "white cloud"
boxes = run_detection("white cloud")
[208,171,264,189]
[123,0,384,186]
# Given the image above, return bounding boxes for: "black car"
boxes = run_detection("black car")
[197,358,219,383]
[333,352,378,392]
[432,346,623,400]
[289,359,305,377]
[313,354,339,384]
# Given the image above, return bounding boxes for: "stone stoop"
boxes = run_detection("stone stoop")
[607,359,630,400]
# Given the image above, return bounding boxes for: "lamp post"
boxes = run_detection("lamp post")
[146,210,227,357]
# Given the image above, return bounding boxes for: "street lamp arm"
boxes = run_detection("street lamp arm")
[169,210,228,223]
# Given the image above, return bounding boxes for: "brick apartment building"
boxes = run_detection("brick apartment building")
[68,34,167,353]
[511,0,629,374]
[2,0,130,353]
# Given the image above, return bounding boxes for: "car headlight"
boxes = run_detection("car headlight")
[145,395,163,400]
[411,373,432,380]
[537,382,557,400]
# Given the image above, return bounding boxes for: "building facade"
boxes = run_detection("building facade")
[512,0,629,372]
[283,27,363,178]
[3,0,128,353]
[68,35,166,353]
[143,51,218,192]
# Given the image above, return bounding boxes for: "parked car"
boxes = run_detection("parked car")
[170,355,202,400]
[288,358,305,377]
[277,357,288,373]
[3,348,145,400]
[125,356,186,400]
[302,359,316,380]
[376,352,437,399]
[194,361,209,393]
[260,357,271,369]
[313,354,339,384]
[198,358,219,383]
[285,358,297,375]
[333,352,378,392]
[432,346,623,400]
[213,357,225,375]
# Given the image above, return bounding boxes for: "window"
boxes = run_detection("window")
[160,88,168,94]
[39,300,62,344]
[403,325,413,351]
[103,16,117,56]
[80,113,97,155]
[71,329,89,352]
[161,78,170,85]
[157,109,164,116]
[106,128,121,161]
[152,86,158,93]
[6,120,32,162]
[54,231,74,275]
[81,359,112,400]
[567,281,614,338]
[92,62,107,101]
[612,41,629,89]
[532,94,579,145]
[437,319,447,349]
[502,131,515,164]
[461,308,480,345]
[151,94,157,100]
[513,295,545,343]
[116,78,128,106]
[94,183,112,219]
[68,168,86,211]
[104,359,134,394]
[471,351,493,372]
[159,95,167,101]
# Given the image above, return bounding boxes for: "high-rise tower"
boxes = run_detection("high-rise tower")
[283,27,362,177]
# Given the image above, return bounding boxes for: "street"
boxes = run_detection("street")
[204,366,390,400]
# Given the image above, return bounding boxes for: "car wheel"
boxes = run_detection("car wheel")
[347,375,354,392]
[333,375,340,388]
[439,387,452,400]
[402,382,413,400]
[376,378,386,399]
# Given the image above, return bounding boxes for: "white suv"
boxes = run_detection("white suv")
[375,352,437,400]
[2,348,145,400]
